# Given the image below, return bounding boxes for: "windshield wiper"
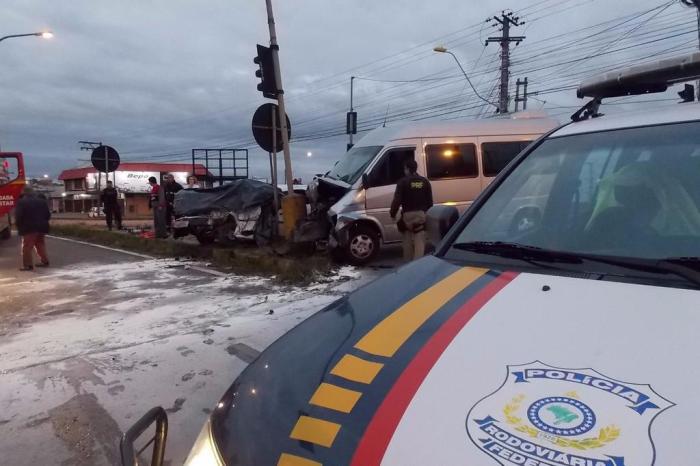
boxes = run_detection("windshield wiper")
[452,243,700,288]
[452,242,583,265]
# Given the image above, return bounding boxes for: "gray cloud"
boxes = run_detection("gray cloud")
[0,0,693,181]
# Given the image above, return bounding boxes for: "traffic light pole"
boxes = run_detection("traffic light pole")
[264,0,294,196]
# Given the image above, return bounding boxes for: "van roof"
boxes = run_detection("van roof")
[355,113,560,147]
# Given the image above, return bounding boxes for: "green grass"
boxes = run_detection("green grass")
[50,224,332,283]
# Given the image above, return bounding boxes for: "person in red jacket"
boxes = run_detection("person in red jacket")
[14,186,51,271]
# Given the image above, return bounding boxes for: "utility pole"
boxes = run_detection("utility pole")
[486,11,525,114]
[264,0,294,196]
[514,77,529,111]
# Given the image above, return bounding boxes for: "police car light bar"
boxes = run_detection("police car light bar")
[577,52,700,99]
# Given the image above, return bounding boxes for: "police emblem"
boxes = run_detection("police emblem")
[466,362,673,466]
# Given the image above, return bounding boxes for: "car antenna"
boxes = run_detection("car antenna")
[383,105,390,127]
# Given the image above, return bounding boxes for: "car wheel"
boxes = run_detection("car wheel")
[216,220,237,247]
[345,224,379,266]
[196,231,216,245]
[0,227,10,240]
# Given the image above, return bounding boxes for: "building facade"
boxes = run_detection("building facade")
[58,163,211,218]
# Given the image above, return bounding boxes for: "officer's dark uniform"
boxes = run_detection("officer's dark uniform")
[164,180,183,228]
[390,171,433,261]
[100,185,122,230]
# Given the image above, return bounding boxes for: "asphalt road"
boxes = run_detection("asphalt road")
[0,233,381,466]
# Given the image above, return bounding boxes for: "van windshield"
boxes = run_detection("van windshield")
[326,146,382,184]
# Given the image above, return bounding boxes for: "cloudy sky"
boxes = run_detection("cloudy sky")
[1,0,697,181]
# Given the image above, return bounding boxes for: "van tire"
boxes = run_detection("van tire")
[345,224,380,266]
[1,227,10,240]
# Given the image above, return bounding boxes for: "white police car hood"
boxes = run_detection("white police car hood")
[376,271,697,466]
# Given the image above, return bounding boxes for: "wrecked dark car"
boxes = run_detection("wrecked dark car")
[173,179,279,246]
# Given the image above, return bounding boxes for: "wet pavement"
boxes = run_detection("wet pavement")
[0,234,384,465]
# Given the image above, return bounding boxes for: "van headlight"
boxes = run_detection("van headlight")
[183,419,225,466]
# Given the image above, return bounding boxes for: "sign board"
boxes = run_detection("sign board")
[87,171,190,193]
[346,111,357,135]
[252,103,291,153]
[91,145,120,173]
[87,171,157,193]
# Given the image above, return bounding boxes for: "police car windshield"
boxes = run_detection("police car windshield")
[453,120,700,262]
[326,146,382,184]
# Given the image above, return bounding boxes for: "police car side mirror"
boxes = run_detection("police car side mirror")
[426,205,459,245]
[361,173,370,190]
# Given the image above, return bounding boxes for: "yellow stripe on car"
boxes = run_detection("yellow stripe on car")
[354,267,488,357]
[279,267,488,464]
[289,416,342,447]
[309,383,363,413]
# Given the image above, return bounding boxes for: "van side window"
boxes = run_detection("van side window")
[481,141,532,177]
[426,144,477,180]
[369,148,415,187]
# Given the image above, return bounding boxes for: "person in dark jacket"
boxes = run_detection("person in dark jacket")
[390,159,433,261]
[15,186,51,271]
[163,174,183,229]
[100,181,122,231]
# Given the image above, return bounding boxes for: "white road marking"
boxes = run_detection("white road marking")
[46,235,153,259]
[46,235,227,278]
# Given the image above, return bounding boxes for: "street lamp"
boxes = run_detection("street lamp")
[0,31,54,43]
[433,45,498,110]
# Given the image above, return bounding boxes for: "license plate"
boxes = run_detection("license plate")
[173,220,189,229]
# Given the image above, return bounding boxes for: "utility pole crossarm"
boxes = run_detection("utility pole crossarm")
[485,11,525,114]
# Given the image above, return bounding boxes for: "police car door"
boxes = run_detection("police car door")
[364,144,417,244]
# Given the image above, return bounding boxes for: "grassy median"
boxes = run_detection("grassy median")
[50,224,332,283]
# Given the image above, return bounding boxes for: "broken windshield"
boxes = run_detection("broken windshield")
[326,145,382,184]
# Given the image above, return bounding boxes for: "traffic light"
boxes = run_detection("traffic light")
[254,44,279,99]
[678,83,695,103]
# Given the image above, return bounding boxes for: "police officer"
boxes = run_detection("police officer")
[390,159,433,261]
[163,173,183,230]
[100,181,122,230]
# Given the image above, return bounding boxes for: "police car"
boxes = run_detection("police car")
[122,53,700,466]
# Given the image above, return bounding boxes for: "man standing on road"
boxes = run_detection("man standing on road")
[15,186,51,271]
[163,174,183,230]
[390,159,433,262]
[100,181,122,231]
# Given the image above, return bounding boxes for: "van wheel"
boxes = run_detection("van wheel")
[0,227,10,240]
[345,224,379,265]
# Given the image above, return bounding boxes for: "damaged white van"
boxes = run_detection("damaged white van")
[306,113,558,264]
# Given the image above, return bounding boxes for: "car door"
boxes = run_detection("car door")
[364,144,417,243]
[422,138,481,214]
